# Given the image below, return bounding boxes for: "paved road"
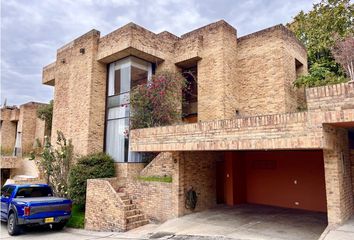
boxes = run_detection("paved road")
[0,222,232,240]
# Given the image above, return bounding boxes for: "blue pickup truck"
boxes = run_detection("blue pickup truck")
[0,184,72,235]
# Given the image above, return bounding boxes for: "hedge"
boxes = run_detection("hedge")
[68,152,115,207]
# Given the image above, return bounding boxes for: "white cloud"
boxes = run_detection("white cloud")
[1,0,315,105]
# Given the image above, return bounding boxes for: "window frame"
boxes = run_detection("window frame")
[105,56,152,163]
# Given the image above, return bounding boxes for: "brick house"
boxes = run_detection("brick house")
[0,102,46,184]
[42,20,354,231]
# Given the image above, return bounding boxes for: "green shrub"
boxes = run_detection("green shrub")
[130,71,187,129]
[68,152,115,207]
[294,62,347,88]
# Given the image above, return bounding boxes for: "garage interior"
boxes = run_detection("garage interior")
[216,150,328,213]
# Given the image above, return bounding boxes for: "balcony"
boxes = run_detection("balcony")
[130,83,354,153]
[10,109,19,122]
[42,62,56,86]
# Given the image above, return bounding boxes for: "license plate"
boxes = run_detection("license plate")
[44,217,54,223]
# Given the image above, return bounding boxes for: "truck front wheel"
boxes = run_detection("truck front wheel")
[7,213,21,236]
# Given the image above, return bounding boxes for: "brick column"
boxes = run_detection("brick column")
[323,125,353,225]
[173,152,186,217]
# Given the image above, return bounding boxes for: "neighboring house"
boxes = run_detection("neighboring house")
[0,102,46,185]
[42,20,354,232]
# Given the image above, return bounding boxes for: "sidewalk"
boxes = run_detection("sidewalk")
[321,217,354,240]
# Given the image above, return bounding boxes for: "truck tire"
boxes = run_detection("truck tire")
[7,213,21,236]
[52,222,66,231]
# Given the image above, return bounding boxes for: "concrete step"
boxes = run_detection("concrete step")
[125,209,141,217]
[117,192,127,197]
[126,219,149,231]
[124,204,137,211]
[126,214,145,224]
[118,193,129,199]
[122,199,132,205]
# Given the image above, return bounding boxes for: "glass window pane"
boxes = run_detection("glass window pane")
[107,93,130,108]
[128,151,143,162]
[105,57,153,163]
[1,186,9,195]
[108,63,115,96]
[106,118,129,162]
[131,66,148,89]
[120,66,131,93]
[107,106,130,120]
[114,69,121,95]
[7,186,15,195]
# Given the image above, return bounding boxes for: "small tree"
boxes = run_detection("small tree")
[33,131,73,197]
[37,100,53,136]
[288,0,353,87]
[130,71,187,129]
[332,37,354,82]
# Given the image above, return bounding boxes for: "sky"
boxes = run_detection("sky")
[1,0,316,106]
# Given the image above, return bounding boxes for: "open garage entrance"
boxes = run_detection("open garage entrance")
[216,150,328,213]
[164,150,329,240]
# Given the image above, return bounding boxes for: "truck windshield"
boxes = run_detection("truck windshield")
[15,186,53,198]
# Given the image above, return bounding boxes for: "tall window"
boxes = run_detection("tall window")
[295,59,304,78]
[182,66,198,123]
[105,57,152,162]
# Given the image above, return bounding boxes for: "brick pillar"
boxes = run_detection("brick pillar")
[323,125,353,225]
[172,152,185,217]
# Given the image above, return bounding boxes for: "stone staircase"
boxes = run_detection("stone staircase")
[117,188,149,231]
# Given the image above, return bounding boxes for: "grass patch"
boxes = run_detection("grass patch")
[137,175,172,183]
[67,205,85,228]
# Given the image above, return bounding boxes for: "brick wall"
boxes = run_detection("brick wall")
[51,30,106,156]
[115,163,145,179]
[18,103,46,154]
[175,152,223,216]
[122,151,222,220]
[236,25,307,116]
[282,27,308,111]
[115,157,176,222]
[193,21,238,121]
[130,111,323,152]
[85,178,126,231]
[1,103,46,156]
[140,152,174,177]
[0,157,20,168]
[126,179,175,222]
[0,108,17,153]
[323,125,353,224]
[306,83,354,111]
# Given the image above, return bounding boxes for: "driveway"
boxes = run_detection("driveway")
[0,204,327,240]
[152,204,327,240]
[0,222,232,240]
